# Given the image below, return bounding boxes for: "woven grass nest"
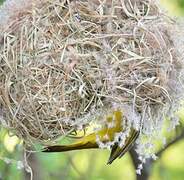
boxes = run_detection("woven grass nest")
[0,0,184,156]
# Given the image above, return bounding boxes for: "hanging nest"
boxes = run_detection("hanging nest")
[0,0,184,155]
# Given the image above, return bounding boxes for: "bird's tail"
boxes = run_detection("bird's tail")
[43,141,98,152]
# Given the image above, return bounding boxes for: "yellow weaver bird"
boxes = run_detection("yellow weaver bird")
[43,110,140,164]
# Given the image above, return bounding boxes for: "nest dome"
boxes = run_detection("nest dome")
[0,0,183,156]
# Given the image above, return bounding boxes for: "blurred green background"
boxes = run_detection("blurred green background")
[0,0,184,180]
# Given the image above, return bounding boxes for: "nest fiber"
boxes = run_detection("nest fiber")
[0,0,184,154]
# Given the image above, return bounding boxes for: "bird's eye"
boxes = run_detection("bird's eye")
[118,136,121,142]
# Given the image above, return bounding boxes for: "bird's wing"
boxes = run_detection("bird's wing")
[118,129,140,158]
[107,142,119,163]
[107,129,140,164]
